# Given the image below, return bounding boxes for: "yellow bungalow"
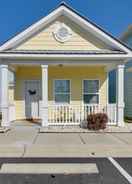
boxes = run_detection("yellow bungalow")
[0,3,132,127]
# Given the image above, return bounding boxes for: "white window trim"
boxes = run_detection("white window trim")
[82,79,100,105]
[53,79,71,104]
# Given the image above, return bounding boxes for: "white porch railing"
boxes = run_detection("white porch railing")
[0,104,16,122]
[106,104,117,125]
[48,104,117,126]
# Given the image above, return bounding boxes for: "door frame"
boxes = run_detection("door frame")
[24,80,41,119]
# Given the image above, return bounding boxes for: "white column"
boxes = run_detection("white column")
[116,64,125,127]
[41,65,48,127]
[0,64,9,127]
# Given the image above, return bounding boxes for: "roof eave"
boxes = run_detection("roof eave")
[0,53,131,61]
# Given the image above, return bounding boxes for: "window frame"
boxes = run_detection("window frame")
[82,79,100,104]
[53,79,71,104]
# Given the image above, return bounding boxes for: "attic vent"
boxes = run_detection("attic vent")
[53,23,72,43]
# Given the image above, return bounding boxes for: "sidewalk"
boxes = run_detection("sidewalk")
[0,125,132,157]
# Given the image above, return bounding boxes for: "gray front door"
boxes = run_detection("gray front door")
[25,80,41,119]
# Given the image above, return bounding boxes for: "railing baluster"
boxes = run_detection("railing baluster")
[48,103,117,126]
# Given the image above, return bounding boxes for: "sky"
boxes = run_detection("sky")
[0,0,131,45]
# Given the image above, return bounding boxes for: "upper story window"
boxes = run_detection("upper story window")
[53,23,72,43]
[83,80,99,104]
[54,80,70,103]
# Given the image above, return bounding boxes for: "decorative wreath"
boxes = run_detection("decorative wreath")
[28,90,36,95]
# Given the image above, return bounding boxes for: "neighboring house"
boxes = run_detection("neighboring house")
[0,3,131,128]
[120,25,132,118]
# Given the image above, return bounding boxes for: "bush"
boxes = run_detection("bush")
[87,113,108,130]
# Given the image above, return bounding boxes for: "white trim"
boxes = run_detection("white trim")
[2,58,128,67]
[0,53,131,60]
[116,64,125,127]
[41,65,48,127]
[53,79,71,104]
[0,4,131,53]
[108,157,132,184]
[0,64,9,126]
[82,79,100,105]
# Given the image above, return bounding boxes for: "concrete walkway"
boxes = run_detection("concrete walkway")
[0,126,132,157]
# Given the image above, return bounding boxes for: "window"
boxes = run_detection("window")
[83,80,99,104]
[54,80,70,103]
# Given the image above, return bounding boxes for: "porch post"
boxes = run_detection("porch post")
[41,65,48,127]
[0,64,9,127]
[116,64,125,127]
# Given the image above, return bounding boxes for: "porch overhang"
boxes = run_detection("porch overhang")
[0,52,131,64]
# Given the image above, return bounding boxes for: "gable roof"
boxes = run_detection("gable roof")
[0,2,132,54]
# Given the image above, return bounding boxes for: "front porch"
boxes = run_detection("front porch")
[0,62,124,128]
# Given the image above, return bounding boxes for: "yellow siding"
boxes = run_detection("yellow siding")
[14,66,107,120]
[15,16,108,51]
[49,66,107,106]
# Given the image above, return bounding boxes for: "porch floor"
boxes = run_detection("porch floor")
[11,120,41,127]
